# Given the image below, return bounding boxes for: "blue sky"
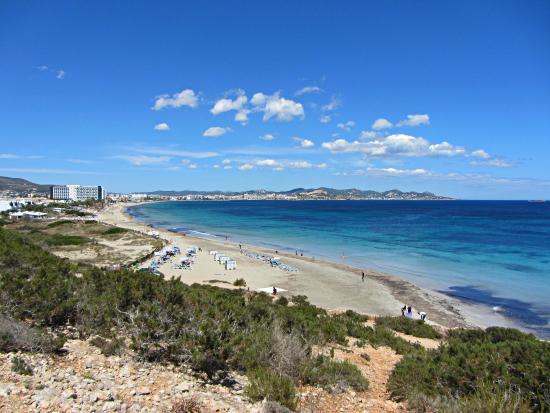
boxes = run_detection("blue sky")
[1,1,549,199]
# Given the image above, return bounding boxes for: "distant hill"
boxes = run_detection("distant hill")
[144,187,451,200]
[0,176,51,194]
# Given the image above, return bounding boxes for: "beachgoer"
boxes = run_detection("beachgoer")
[419,311,427,321]
[239,244,242,250]
[407,306,412,314]
[273,286,277,295]
[362,271,365,282]
[300,252,303,257]
[295,250,298,255]
[401,305,406,316]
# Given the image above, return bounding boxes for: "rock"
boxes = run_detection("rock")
[85,359,93,369]
[137,386,151,395]
[0,384,12,396]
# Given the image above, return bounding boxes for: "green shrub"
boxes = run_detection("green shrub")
[276,296,288,306]
[388,327,550,411]
[302,355,368,393]
[103,227,128,235]
[233,278,246,287]
[44,234,90,246]
[11,356,33,375]
[89,336,125,356]
[375,316,442,339]
[47,220,74,228]
[245,368,297,410]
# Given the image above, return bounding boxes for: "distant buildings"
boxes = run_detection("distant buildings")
[50,185,106,201]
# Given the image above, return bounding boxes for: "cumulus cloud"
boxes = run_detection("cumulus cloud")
[238,163,255,171]
[396,114,430,127]
[322,97,341,111]
[210,94,248,115]
[154,122,170,131]
[203,126,230,137]
[372,118,393,130]
[295,86,323,96]
[320,115,331,124]
[224,165,233,170]
[360,131,378,140]
[152,89,199,110]
[470,149,490,159]
[251,92,304,121]
[337,120,355,131]
[322,134,468,158]
[181,159,198,169]
[56,69,66,80]
[235,109,250,124]
[260,134,275,141]
[293,137,315,148]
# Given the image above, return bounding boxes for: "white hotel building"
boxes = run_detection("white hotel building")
[50,185,106,201]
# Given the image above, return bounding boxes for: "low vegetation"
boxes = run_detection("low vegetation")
[233,278,247,287]
[389,327,550,412]
[103,227,129,235]
[1,225,547,411]
[375,316,442,339]
[11,356,33,376]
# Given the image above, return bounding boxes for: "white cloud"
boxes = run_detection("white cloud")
[0,154,18,159]
[235,109,250,124]
[360,131,378,140]
[396,114,430,127]
[213,164,220,169]
[131,146,218,158]
[115,155,171,166]
[181,159,198,169]
[322,97,340,111]
[260,134,275,141]
[238,163,255,171]
[68,159,94,164]
[251,92,305,122]
[222,159,232,164]
[210,94,248,115]
[223,165,233,170]
[203,126,230,137]
[36,65,49,71]
[56,69,66,80]
[293,137,315,148]
[352,167,431,176]
[295,86,322,96]
[470,158,513,168]
[152,89,199,110]
[337,120,355,131]
[154,122,170,131]
[256,159,280,167]
[470,149,490,159]
[320,115,331,124]
[322,134,467,158]
[372,118,393,130]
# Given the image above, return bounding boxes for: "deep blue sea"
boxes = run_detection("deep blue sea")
[128,200,550,338]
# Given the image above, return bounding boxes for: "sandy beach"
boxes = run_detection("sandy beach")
[98,202,517,332]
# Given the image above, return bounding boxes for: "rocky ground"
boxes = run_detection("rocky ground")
[0,327,436,413]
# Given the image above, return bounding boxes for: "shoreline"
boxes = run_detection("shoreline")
[98,201,519,333]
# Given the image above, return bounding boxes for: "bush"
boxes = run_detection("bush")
[233,278,247,287]
[0,315,65,353]
[388,327,550,411]
[171,396,202,413]
[89,336,125,356]
[47,220,74,228]
[44,234,90,246]
[103,227,128,235]
[246,368,297,410]
[375,316,442,339]
[11,356,33,375]
[275,296,288,306]
[302,355,368,393]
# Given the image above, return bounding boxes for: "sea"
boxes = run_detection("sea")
[127,200,550,338]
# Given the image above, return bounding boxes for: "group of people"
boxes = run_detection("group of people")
[401,305,427,321]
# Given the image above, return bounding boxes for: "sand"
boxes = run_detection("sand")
[98,202,516,331]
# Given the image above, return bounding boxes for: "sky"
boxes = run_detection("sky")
[1,1,549,199]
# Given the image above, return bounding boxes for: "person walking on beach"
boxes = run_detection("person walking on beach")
[419,311,427,321]
[401,305,407,316]
[362,271,365,282]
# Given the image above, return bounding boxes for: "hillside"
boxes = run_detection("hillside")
[145,187,451,200]
[0,176,51,194]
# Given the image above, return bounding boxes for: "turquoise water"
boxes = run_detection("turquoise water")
[128,200,550,337]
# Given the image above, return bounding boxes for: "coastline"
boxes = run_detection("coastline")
[98,201,518,332]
